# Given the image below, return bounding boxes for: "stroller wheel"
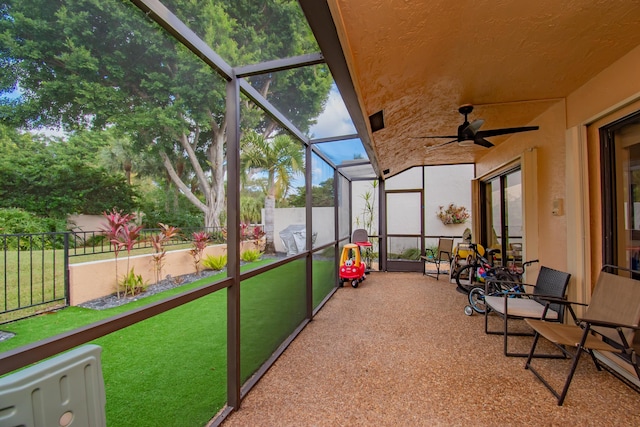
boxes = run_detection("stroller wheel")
[464,305,474,316]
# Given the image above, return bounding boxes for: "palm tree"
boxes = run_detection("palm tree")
[240,132,304,253]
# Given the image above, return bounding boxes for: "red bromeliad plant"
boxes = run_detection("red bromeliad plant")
[100,209,144,298]
[149,223,180,285]
[250,225,266,251]
[190,231,210,275]
[221,223,266,251]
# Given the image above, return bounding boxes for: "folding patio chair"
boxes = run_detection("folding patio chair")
[524,265,640,405]
[484,266,571,357]
[421,238,453,280]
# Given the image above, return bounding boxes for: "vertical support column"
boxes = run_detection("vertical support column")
[379,178,387,271]
[348,179,353,239]
[226,76,241,410]
[305,143,313,319]
[521,148,540,272]
[565,126,590,306]
[334,171,340,286]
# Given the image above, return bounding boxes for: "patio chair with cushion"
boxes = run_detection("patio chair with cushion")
[524,265,640,405]
[484,266,571,357]
[421,238,453,280]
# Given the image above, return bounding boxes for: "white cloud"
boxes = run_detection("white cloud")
[309,86,356,139]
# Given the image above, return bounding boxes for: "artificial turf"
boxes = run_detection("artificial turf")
[0,258,336,426]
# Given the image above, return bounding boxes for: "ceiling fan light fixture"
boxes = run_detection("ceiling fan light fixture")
[458,140,474,147]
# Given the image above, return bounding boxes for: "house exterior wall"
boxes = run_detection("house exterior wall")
[566,43,640,296]
[475,101,568,273]
[476,42,640,303]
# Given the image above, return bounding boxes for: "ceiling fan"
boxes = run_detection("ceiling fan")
[414,104,539,150]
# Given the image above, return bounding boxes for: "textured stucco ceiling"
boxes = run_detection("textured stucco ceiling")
[326,0,640,176]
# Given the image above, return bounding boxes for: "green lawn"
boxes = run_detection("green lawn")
[0,258,337,426]
[0,244,194,323]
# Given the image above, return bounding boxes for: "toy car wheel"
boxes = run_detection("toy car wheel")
[464,305,474,316]
[351,280,359,288]
[339,279,344,287]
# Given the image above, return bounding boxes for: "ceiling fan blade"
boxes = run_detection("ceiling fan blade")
[476,125,539,138]
[459,119,484,140]
[412,135,458,139]
[474,137,494,148]
[426,138,458,151]
[467,119,484,134]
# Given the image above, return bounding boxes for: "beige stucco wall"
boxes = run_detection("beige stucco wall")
[69,241,260,305]
[475,101,568,273]
[566,43,640,294]
[67,214,106,232]
[475,42,640,303]
[566,44,640,129]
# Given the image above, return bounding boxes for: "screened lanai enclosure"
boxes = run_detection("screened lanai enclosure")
[0,1,470,425]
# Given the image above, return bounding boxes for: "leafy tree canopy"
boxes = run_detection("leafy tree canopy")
[0,125,137,217]
[287,178,334,207]
[0,0,333,228]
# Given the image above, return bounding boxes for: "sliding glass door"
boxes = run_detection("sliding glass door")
[482,169,523,267]
[601,111,640,271]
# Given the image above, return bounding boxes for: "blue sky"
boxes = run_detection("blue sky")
[306,85,367,185]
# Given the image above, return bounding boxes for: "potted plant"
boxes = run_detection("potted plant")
[436,203,470,225]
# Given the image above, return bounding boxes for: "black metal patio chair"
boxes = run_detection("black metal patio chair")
[484,265,571,357]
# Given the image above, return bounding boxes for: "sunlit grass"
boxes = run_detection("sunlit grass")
[0,244,208,323]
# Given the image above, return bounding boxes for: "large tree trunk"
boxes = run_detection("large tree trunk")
[264,195,276,254]
[159,119,226,230]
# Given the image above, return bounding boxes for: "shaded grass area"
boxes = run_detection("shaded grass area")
[0,258,337,426]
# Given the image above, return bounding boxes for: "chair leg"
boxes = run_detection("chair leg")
[423,261,443,280]
[493,316,564,358]
[484,304,491,334]
[557,345,584,405]
[526,330,588,405]
[503,315,538,357]
[525,332,568,404]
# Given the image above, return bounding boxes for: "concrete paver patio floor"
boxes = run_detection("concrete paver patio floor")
[221,271,640,426]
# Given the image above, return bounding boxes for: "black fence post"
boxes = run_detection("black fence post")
[64,232,70,308]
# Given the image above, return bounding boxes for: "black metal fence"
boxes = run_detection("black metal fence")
[68,226,226,257]
[1,232,69,324]
[1,226,229,324]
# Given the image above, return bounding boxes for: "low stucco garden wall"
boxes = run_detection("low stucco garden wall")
[69,241,259,305]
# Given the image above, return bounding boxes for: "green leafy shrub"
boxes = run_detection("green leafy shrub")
[0,208,57,234]
[240,249,262,262]
[83,234,107,247]
[202,254,227,271]
[119,267,148,297]
[401,248,422,260]
[0,208,67,249]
